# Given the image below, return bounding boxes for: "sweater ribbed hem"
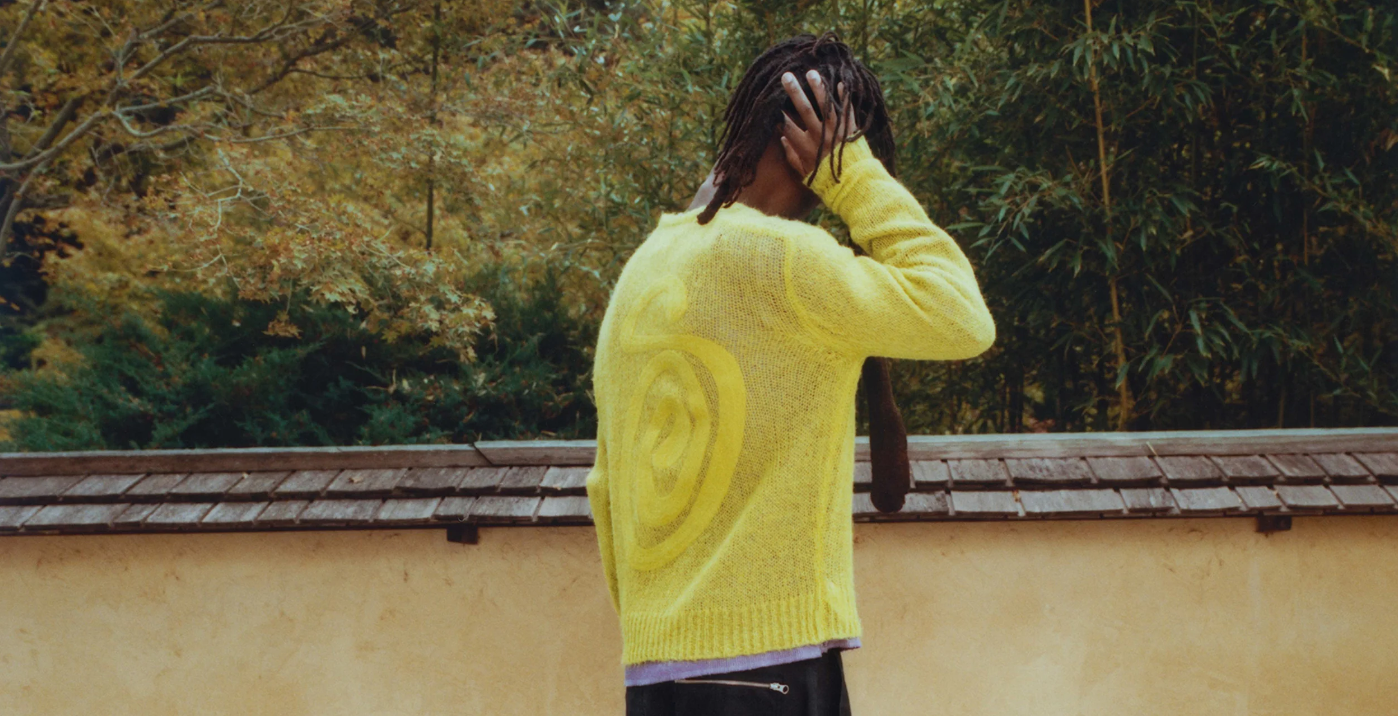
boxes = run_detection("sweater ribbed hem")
[620,585,861,665]
[624,637,861,686]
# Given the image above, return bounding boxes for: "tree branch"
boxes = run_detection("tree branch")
[115,86,219,115]
[0,156,50,261]
[215,126,356,143]
[0,110,109,172]
[0,0,48,79]
[127,16,339,85]
[23,96,83,159]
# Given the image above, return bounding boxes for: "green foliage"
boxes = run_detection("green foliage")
[909,0,1398,429]
[1,264,597,450]
[2,0,1395,447]
[0,326,40,372]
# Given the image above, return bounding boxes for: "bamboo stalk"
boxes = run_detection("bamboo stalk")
[1083,0,1134,430]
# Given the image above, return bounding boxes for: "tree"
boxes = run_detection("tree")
[0,0,388,261]
[916,0,1397,429]
[1,262,597,450]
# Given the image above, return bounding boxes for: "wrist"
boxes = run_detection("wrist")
[810,135,877,208]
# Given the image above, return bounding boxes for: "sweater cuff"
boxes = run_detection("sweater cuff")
[810,134,878,209]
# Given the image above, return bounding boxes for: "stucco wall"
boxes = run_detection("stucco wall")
[2,517,1396,715]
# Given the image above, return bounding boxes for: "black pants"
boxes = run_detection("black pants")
[624,649,853,716]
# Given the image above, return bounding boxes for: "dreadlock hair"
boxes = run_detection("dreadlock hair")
[697,31,896,226]
[699,32,910,514]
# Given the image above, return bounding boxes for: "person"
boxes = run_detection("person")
[585,32,996,715]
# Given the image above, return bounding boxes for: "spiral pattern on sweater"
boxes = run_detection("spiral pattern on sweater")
[616,276,746,571]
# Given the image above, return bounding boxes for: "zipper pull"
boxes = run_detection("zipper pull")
[770,683,790,694]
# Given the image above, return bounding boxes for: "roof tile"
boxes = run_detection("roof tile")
[432,496,476,522]
[255,500,310,526]
[202,502,269,525]
[903,491,951,516]
[1265,454,1327,483]
[0,505,41,531]
[324,469,405,497]
[947,460,1009,488]
[950,491,1020,517]
[299,499,383,525]
[497,466,549,494]
[469,496,540,524]
[1005,458,1095,486]
[62,474,145,501]
[537,496,593,523]
[1385,485,1398,504]
[0,475,84,504]
[225,471,291,499]
[1155,456,1224,485]
[1019,489,1124,516]
[272,470,340,498]
[374,498,442,524]
[1234,486,1283,511]
[1274,485,1340,510]
[541,466,591,492]
[169,472,244,500]
[145,502,216,527]
[1169,487,1243,513]
[114,503,159,528]
[1086,457,1161,486]
[1328,484,1395,510]
[396,467,472,495]
[910,461,950,488]
[458,467,508,492]
[1354,453,1398,483]
[1309,454,1374,482]
[25,503,126,530]
[124,473,190,500]
[1120,487,1175,514]
[1209,455,1280,484]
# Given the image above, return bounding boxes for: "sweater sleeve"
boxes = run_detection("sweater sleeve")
[585,439,621,615]
[783,135,996,361]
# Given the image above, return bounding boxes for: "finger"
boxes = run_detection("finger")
[807,70,841,147]
[782,111,816,156]
[779,135,806,177]
[782,71,822,138]
[806,69,830,121]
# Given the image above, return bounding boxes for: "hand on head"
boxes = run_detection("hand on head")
[777,70,855,181]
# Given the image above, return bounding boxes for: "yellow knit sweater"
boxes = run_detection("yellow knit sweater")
[586,135,996,666]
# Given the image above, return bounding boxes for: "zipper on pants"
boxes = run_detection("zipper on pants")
[674,678,790,695]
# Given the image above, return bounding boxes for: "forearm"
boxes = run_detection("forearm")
[790,135,996,359]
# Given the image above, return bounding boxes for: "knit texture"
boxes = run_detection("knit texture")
[586,134,996,666]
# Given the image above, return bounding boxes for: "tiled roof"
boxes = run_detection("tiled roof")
[1,428,1396,536]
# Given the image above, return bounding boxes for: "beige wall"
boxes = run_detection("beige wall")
[2,517,1396,715]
